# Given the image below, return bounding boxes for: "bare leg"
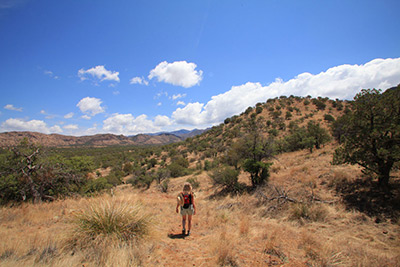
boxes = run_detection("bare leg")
[182,215,187,233]
[187,214,192,232]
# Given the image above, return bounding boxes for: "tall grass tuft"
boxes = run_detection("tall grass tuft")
[288,203,328,223]
[66,198,152,251]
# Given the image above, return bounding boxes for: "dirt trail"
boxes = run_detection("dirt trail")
[136,174,272,267]
[146,185,217,266]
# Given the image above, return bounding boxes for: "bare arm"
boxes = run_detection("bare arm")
[176,194,182,213]
[192,193,196,215]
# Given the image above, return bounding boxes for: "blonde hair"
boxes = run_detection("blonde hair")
[183,182,192,193]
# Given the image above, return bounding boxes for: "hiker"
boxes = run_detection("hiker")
[176,182,196,236]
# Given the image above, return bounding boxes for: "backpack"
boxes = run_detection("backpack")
[181,192,192,209]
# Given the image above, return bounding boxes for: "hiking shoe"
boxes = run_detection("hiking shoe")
[187,231,191,236]
[182,229,185,235]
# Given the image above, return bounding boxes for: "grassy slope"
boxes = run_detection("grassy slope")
[1,145,399,266]
[1,96,399,266]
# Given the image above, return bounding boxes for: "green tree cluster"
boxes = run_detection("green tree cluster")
[167,156,190,178]
[333,87,400,187]
[279,121,331,153]
[0,140,89,204]
[224,118,275,187]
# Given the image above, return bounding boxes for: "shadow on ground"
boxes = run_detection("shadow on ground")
[335,177,400,223]
[168,233,186,239]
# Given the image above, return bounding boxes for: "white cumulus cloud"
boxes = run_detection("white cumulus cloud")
[81,115,92,120]
[148,61,203,88]
[64,112,74,119]
[78,65,120,82]
[171,93,187,100]
[102,113,161,135]
[172,57,400,126]
[4,104,23,112]
[77,97,105,116]
[130,76,149,85]
[172,102,205,125]
[154,115,172,127]
[63,124,79,130]
[0,118,62,134]
[44,70,59,79]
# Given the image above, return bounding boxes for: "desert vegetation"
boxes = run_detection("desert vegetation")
[1,86,399,266]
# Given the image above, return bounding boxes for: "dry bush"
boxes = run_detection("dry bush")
[270,165,281,174]
[327,169,352,188]
[63,197,152,265]
[263,230,288,264]
[288,203,329,223]
[213,230,238,266]
[238,215,250,236]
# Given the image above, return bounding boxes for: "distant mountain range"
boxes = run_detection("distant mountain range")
[146,128,208,139]
[0,129,207,148]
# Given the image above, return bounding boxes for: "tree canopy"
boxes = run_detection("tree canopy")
[333,86,400,187]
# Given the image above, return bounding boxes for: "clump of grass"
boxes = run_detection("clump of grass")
[288,203,328,223]
[66,199,152,250]
[327,169,351,188]
[263,229,289,265]
[215,231,237,266]
[35,242,58,264]
[238,215,250,236]
[159,178,170,193]
[0,249,15,260]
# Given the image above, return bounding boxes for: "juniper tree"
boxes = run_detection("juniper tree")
[333,86,400,187]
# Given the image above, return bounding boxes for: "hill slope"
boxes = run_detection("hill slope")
[0,93,399,266]
[0,131,192,147]
[1,144,398,266]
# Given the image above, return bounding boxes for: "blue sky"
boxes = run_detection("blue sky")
[1,0,399,136]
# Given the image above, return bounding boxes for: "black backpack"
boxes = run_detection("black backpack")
[181,192,192,209]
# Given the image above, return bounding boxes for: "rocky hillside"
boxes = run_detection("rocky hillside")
[175,96,351,160]
[0,131,185,147]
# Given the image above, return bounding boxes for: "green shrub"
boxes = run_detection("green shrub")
[285,111,292,120]
[159,179,170,193]
[0,174,20,204]
[105,173,122,186]
[127,174,154,189]
[67,156,95,174]
[242,159,271,187]
[210,166,240,192]
[155,168,171,184]
[167,162,187,178]
[268,129,279,137]
[324,114,335,122]
[123,162,133,175]
[81,177,112,195]
[186,177,200,189]
[245,106,253,115]
[312,99,326,110]
[204,160,212,171]
[166,156,190,178]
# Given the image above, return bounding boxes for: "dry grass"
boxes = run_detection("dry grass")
[213,230,238,266]
[1,145,400,266]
